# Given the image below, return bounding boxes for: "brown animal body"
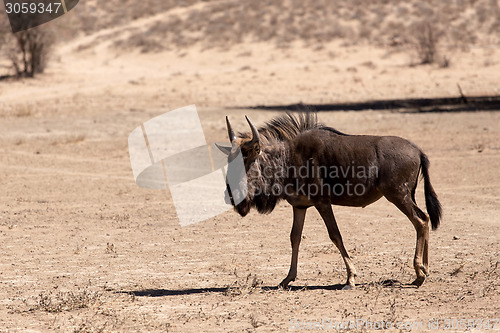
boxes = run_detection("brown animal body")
[220,113,442,288]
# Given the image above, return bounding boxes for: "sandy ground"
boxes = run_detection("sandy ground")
[0,20,499,332]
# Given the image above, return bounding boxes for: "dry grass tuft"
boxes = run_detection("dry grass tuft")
[72,318,108,333]
[11,104,35,117]
[105,242,117,254]
[51,134,86,145]
[65,134,86,144]
[23,289,102,313]
[224,272,263,297]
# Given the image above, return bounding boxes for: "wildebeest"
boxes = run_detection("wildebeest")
[218,113,441,289]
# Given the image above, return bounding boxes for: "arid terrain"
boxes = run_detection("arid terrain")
[0,1,499,332]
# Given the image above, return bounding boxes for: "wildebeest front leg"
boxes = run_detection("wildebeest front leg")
[280,207,307,288]
[315,203,357,289]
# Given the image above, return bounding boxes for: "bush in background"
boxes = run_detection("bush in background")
[412,21,442,65]
[0,15,55,78]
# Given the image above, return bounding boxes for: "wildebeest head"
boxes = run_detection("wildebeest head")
[218,116,263,217]
[219,113,322,217]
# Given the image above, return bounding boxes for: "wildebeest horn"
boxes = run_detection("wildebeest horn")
[245,115,260,144]
[226,116,237,143]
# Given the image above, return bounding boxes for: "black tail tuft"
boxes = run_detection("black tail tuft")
[420,153,442,230]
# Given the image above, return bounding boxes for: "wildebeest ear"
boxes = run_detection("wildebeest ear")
[215,143,232,156]
[252,142,261,155]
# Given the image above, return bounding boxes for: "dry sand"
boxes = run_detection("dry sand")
[0,8,499,332]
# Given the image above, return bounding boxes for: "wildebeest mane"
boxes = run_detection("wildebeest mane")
[239,112,348,142]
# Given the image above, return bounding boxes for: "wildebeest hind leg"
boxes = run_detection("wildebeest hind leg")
[280,207,307,288]
[315,203,357,289]
[385,193,430,287]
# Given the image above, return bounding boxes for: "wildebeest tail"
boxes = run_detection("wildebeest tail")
[420,153,442,230]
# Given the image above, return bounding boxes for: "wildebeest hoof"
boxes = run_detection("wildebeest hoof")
[411,276,425,287]
[279,283,292,290]
[342,284,355,290]
[279,278,294,289]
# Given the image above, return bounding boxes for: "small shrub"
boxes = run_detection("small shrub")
[0,24,55,78]
[412,21,442,65]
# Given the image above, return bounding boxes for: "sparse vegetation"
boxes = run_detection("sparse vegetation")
[2,0,500,69]
[249,314,263,329]
[11,104,34,117]
[23,289,102,313]
[97,0,500,53]
[51,134,86,145]
[0,21,55,78]
[105,242,116,254]
[72,318,108,333]
[224,272,262,297]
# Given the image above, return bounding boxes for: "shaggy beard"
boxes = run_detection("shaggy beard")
[234,199,251,217]
[233,148,286,216]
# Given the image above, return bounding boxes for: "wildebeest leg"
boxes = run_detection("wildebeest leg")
[409,211,430,287]
[386,194,430,287]
[315,203,357,289]
[423,234,429,275]
[280,207,307,288]
[411,216,429,287]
